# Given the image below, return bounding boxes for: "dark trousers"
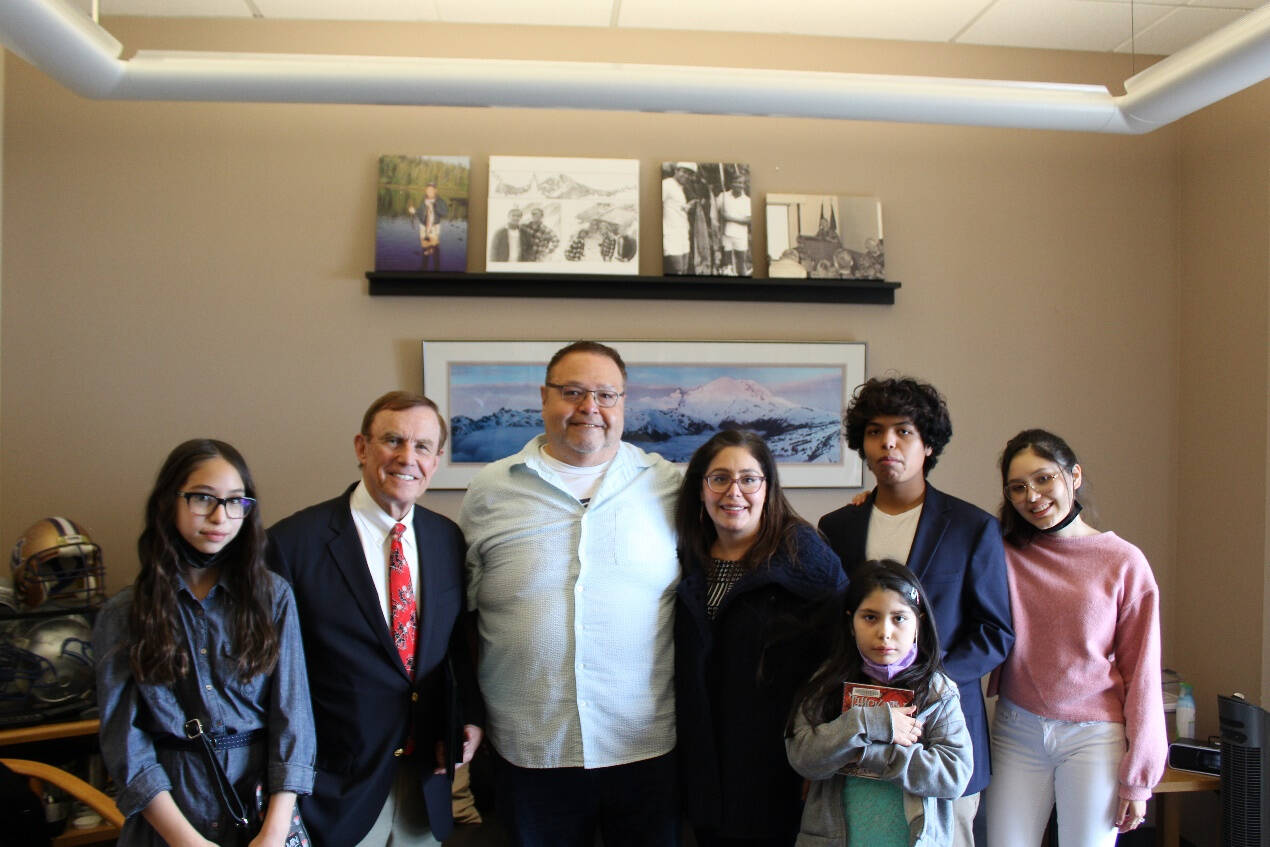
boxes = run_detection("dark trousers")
[694,833,792,847]
[493,749,680,847]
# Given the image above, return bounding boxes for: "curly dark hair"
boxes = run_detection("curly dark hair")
[844,377,952,475]
[998,428,1084,549]
[674,429,809,575]
[788,559,946,733]
[129,439,277,685]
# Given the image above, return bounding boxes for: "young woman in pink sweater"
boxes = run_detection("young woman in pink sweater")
[984,429,1166,847]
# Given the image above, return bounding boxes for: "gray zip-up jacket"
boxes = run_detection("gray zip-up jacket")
[786,673,972,846]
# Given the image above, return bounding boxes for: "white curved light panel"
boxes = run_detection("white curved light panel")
[1,0,1268,134]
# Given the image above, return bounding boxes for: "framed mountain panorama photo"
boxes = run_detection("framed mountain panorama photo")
[487,156,639,274]
[375,154,470,272]
[422,340,866,489]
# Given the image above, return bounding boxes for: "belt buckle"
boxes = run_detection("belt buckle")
[184,718,204,739]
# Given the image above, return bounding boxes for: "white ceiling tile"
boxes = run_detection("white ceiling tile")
[99,0,254,16]
[617,0,994,43]
[251,0,435,21]
[1074,0,1188,6]
[1188,0,1265,9]
[1126,5,1250,52]
[435,0,612,27]
[960,0,1171,51]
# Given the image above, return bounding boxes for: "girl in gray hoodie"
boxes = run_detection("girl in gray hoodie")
[786,560,973,846]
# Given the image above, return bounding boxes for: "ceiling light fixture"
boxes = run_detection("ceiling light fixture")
[1,0,1268,134]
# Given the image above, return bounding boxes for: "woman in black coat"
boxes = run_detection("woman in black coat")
[674,430,846,847]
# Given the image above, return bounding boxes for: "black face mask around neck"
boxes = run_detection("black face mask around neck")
[1042,499,1083,534]
[175,533,229,569]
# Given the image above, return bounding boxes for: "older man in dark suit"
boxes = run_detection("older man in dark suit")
[818,376,1013,847]
[269,391,482,847]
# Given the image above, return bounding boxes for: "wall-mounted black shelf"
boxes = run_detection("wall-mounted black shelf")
[366,272,899,305]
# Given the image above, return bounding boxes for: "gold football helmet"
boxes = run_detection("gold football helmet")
[9,517,104,611]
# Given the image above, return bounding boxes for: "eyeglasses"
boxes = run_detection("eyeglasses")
[178,492,256,519]
[1004,470,1064,502]
[545,382,625,408]
[704,472,766,494]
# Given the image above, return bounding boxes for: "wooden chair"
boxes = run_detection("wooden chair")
[1,757,122,846]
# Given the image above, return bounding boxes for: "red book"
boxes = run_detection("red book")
[842,681,914,712]
[839,681,915,778]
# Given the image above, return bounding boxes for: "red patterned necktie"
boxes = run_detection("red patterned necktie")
[388,523,417,677]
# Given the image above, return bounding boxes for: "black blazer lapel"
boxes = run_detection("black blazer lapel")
[907,484,952,582]
[409,507,438,675]
[325,501,407,678]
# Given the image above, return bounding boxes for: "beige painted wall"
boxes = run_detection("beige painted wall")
[9,17,1260,731]
[1177,79,1270,732]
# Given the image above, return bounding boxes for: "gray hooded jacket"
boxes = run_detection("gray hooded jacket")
[786,672,972,846]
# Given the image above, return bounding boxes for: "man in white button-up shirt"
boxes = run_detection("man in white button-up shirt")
[459,341,682,847]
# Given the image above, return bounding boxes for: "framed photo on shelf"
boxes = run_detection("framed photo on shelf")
[766,194,884,279]
[661,162,752,277]
[375,154,470,272]
[487,156,639,274]
[422,340,866,489]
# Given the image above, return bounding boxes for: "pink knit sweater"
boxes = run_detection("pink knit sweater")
[994,531,1167,801]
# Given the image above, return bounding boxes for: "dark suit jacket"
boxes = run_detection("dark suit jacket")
[488,226,529,262]
[818,483,1013,796]
[268,485,482,846]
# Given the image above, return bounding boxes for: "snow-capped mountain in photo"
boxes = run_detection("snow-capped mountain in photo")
[450,376,840,464]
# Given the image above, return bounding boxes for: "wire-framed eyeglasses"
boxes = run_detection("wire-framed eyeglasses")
[178,491,256,519]
[1004,470,1064,503]
[545,382,625,408]
[704,473,766,494]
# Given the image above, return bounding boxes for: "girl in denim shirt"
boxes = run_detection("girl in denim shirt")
[94,439,315,846]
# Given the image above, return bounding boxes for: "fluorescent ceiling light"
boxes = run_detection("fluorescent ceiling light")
[2,0,1268,134]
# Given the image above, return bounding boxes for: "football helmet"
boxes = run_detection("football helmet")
[9,517,104,610]
[0,615,95,713]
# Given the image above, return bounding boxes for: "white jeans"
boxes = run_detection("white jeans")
[985,698,1126,847]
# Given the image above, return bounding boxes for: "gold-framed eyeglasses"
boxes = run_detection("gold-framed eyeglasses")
[704,473,766,494]
[545,382,625,408]
[178,491,256,519]
[1004,470,1063,503]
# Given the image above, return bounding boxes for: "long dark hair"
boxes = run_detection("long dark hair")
[998,428,1086,548]
[674,429,808,573]
[129,439,278,685]
[788,560,945,731]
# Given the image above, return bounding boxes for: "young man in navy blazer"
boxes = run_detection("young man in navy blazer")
[269,391,482,847]
[818,377,1013,847]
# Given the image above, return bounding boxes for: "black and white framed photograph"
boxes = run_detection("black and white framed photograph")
[661,162,752,276]
[766,194,884,279]
[422,340,866,489]
[375,154,470,272]
[487,156,639,274]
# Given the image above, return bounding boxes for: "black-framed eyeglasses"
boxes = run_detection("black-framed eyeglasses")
[1004,470,1064,503]
[544,382,625,408]
[704,472,766,494]
[178,492,256,519]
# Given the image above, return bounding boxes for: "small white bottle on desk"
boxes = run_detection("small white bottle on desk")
[1175,682,1196,739]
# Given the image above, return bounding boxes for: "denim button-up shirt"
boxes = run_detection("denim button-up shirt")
[93,570,315,841]
[460,437,682,769]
